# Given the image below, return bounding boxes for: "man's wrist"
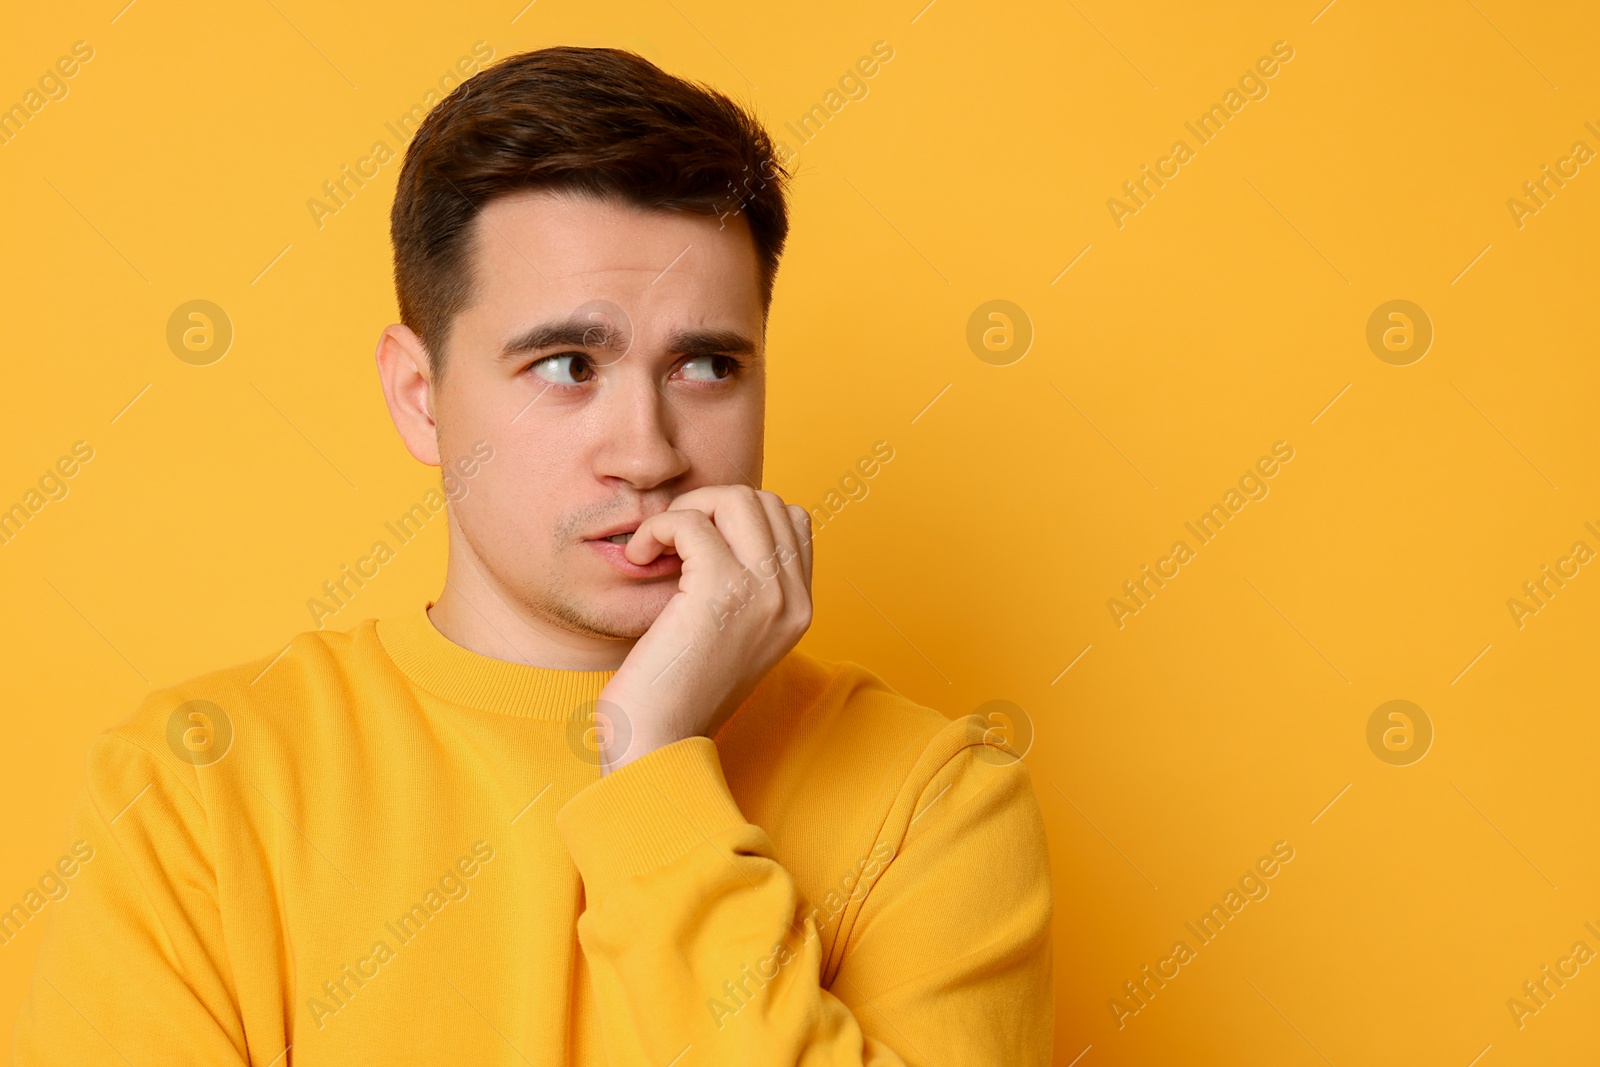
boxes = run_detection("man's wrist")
[600,727,697,776]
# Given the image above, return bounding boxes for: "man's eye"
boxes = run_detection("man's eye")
[529,353,594,386]
[679,355,738,382]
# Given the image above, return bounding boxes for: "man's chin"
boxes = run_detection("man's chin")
[549,582,674,640]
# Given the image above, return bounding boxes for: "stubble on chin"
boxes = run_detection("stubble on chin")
[532,575,674,641]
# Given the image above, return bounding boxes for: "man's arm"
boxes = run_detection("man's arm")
[12,732,254,1066]
[555,718,1055,1065]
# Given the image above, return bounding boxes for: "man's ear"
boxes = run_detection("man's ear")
[375,323,442,466]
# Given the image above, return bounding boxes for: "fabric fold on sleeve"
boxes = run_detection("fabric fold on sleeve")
[555,735,750,907]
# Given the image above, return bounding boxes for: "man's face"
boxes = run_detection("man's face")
[431,188,766,640]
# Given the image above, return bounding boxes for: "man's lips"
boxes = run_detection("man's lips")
[582,512,679,577]
[585,524,639,543]
[583,510,667,542]
[585,537,680,578]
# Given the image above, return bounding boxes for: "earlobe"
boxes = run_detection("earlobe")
[375,322,442,466]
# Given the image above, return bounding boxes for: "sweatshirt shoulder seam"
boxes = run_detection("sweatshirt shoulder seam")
[96,728,208,815]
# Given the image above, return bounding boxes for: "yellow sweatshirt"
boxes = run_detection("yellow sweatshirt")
[13,601,1053,1064]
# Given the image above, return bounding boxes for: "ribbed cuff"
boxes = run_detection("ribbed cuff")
[555,735,750,905]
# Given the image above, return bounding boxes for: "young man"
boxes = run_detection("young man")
[14,46,1053,1064]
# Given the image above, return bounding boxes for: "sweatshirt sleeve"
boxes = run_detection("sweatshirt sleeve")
[554,722,1055,1066]
[11,732,252,1066]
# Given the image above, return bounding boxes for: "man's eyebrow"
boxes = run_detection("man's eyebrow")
[498,316,623,361]
[497,318,761,362]
[666,328,762,360]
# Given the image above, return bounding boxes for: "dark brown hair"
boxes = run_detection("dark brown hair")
[390,46,792,380]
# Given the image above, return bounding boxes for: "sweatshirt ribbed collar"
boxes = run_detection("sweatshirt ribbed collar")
[377,600,618,720]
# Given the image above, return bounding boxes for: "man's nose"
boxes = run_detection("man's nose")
[593,371,690,491]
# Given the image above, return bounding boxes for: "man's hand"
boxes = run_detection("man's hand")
[596,486,814,775]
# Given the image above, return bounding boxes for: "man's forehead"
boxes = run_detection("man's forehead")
[465,197,758,324]
[474,189,747,265]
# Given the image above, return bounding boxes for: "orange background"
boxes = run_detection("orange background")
[3,1,1597,1063]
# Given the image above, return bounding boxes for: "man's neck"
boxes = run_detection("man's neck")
[428,556,634,673]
